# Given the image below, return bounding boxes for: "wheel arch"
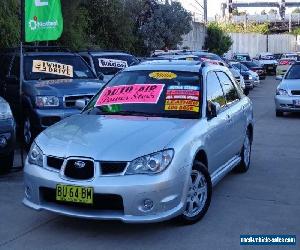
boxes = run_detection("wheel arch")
[193,149,208,169]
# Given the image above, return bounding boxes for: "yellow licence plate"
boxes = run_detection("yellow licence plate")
[56,184,93,204]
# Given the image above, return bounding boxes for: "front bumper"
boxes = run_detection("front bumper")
[23,161,187,223]
[0,118,16,157]
[275,95,300,112]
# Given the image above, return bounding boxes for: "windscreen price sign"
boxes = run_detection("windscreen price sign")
[25,0,63,42]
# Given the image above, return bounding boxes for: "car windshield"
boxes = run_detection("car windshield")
[84,70,202,119]
[93,55,139,76]
[232,63,249,71]
[198,54,221,61]
[285,64,300,79]
[243,61,259,68]
[236,55,250,61]
[24,55,96,81]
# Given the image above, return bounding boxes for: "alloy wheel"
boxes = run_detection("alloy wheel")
[183,169,208,218]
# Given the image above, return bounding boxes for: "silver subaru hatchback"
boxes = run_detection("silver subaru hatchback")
[23,61,254,224]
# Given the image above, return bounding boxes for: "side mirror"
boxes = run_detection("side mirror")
[207,101,221,119]
[75,99,88,110]
[276,75,283,81]
[97,73,104,81]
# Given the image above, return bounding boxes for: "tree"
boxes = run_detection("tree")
[232,8,247,16]
[261,10,267,15]
[292,8,300,14]
[268,9,278,15]
[0,0,20,48]
[138,1,192,53]
[204,22,233,56]
[58,0,91,50]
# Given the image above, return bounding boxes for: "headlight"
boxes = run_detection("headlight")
[249,75,253,80]
[0,102,13,120]
[36,96,59,108]
[28,142,44,167]
[126,149,174,175]
[276,89,289,96]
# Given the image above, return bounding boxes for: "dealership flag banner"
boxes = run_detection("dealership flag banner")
[25,0,63,42]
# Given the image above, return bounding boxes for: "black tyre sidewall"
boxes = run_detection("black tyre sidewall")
[235,130,252,173]
[178,161,212,225]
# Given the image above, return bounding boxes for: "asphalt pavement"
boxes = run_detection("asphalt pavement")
[0,76,299,250]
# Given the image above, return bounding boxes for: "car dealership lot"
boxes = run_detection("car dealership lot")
[0,77,299,250]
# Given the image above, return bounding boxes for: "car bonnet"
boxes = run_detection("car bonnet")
[36,114,197,162]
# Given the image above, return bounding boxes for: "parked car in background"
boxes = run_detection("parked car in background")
[188,51,223,62]
[0,97,16,174]
[229,61,258,88]
[240,61,267,80]
[274,53,283,61]
[0,47,105,149]
[275,62,300,117]
[156,54,200,62]
[253,53,278,75]
[232,53,251,62]
[280,53,298,61]
[79,50,140,82]
[23,60,254,224]
[276,58,296,79]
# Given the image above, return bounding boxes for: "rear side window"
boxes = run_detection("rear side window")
[206,71,226,108]
[216,72,240,105]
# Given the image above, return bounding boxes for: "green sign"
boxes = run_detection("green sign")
[25,0,63,42]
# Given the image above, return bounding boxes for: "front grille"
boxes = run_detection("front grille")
[64,159,94,180]
[291,90,300,96]
[64,94,94,108]
[40,187,124,211]
[47,156,64,170]
[100,162,127,175]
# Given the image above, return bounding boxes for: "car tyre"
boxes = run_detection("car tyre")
[276,110,284,117]
[177,161,212,225]
[235,130,252,173]
[0,152,14,175]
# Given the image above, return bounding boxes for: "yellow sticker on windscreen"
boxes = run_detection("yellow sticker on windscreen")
[149,72,177,80]
[32,60,74,78]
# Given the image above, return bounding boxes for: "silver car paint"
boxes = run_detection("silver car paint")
[275,79,300,112]
[23,64,254,223]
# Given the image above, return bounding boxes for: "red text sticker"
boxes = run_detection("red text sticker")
[96,84,165,106]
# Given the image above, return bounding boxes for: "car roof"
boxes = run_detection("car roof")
[260,52,274,56]
[24,52,78,56]
[80,51,133,57]
[156,55,199,60]
[124,60,226,73]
